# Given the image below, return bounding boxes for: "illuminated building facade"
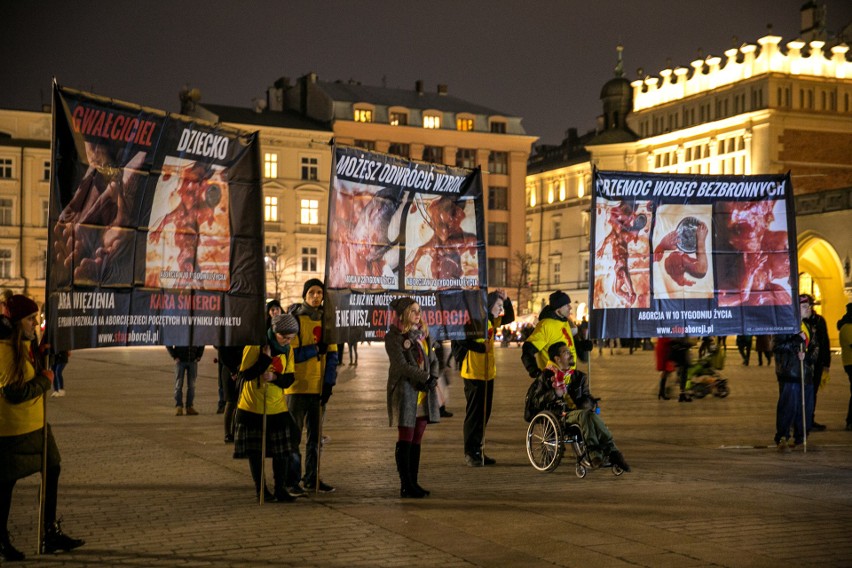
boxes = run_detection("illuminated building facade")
[527,8,852,345]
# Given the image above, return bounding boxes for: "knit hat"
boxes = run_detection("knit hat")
[549,290,571,310]
[302,278,324,299]
[7,295,39,322]
[390,296,417,317]
[266,299,282,314]
[271,313,299,335]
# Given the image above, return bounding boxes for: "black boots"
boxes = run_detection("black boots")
[1,530,25,561]
[658,376,670,400]
[395,441,427,498]
[41,519,85,554]
[408,444,430,497]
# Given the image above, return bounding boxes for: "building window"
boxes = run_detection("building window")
[264,153,278,179]
[582,257,589,282]
[354,108,373,123]
[301,246,318,272]
[488,222,508,246]
[456,148,476,169]
[553,217,561,240]
[354,140,375,151]
[490,121,506,133]
[0,159,12,179]
[388,143,410,158]
[422,146,443,164]
[423,113,441,129]
[43,160,51,181]
[552,261,561,285]
[456,117,474,131]
[525,220,532,243]
[301,156,319,181]
[488,151,508,175]
[390,112,408,126]
[0,199,12,226]
[487,258,508,287]
[0,249,11,279]
[488,186,508,210]
[300,199,319,225]
[41,200,49,227]
[264,196,278,222]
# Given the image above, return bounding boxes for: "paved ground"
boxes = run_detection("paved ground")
[6,343,852,567]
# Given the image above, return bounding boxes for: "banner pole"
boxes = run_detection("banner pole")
[800,348,807,454]
[259,381,267,504]
[481,326,489,468]
[37,386,48,554]
[315,356,326,495]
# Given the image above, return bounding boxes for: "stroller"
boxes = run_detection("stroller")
[686,341,729,398]
[524,373,626,478]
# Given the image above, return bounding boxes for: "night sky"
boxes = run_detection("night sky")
[2,1,851,145]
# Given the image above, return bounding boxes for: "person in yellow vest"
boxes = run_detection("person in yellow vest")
[386,297,440,498]
[460,289,514,467]
[234,313,300,503]
[522,291,594,399]
[286,279,338,494]
[0,295,84,561]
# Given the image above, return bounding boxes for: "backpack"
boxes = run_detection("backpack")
[450,340,468,368]
[524,373,557,422]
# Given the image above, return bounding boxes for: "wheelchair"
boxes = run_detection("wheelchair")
[525,402,626,478]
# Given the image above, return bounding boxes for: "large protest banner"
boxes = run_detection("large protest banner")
[589,170,800,339]
[324,145,487,342]
[47,84,266,350]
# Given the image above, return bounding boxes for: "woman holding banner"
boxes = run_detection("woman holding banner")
[233,313,300,503]
[0,295,84,560]
[386,297,440,498]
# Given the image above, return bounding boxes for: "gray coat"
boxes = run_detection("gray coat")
[385,327,440,428]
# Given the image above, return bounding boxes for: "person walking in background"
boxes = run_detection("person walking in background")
[51,350,69,398]
[265,299,282,330]
[459,290,513,467]
[837,302,852,431]
[385,297,440,498]
[655,337,674,400]
[804,298,830,432]
[755,335,773,367]
[167,344,204,416]
[287,279,338,494]
[736,334,752,366]
[233,313,300,503]
[0,295,84,561]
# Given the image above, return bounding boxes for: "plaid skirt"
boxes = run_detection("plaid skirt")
[233,409,297,460]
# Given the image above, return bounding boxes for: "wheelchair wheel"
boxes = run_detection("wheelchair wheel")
[575,463,587,478]
[526,410,564,472]
[612,465,624,476]
[714,380,730,398]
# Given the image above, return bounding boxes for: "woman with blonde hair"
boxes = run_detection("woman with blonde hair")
[385,297,440,498]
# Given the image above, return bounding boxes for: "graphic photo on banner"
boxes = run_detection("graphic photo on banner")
[714,199,791,307]
[326,180,403,290]
[652,204,713,299]
[145,158,231,290]
[404,194,479,291]
[593,199,651,309]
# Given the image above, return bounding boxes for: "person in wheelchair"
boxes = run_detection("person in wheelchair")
[542,342,630,472]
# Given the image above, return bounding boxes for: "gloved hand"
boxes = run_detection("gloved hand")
[317,342,328,355]
[529,369,541,379]
[41,369,55,383]
[321,382,333,405]
[425,376,438,390]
